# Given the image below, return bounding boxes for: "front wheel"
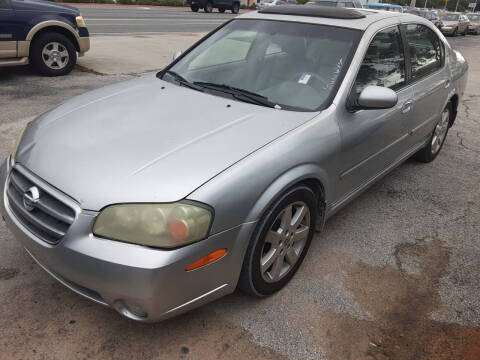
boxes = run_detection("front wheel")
[231,2,240,13]
[452,27,458,36]
[413,104,451,163]
[30,32,76,76]
[191,5,199,11]
[238,185,319,296]
[204,1,213,12]
[462,27,467,36]
[218,7,225,12]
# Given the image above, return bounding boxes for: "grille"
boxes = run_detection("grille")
[6,167,76,245]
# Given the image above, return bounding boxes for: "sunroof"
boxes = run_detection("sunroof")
[258,5,367,19]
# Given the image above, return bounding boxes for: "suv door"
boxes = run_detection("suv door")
[0,0,16,58]
[403,23,449,148]
[336,26,414,197]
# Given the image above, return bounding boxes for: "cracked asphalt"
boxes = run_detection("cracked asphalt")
[0,35,479,360]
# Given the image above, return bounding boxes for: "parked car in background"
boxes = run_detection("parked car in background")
[466,13,480,34]
[441,13,469,36]
[0,0,89,76]
[362,3,403,12]
[305,0,362,8]
[186,0,240,13]
[1,6,467,322]
[258,0,286,10]
[406,9,443,28]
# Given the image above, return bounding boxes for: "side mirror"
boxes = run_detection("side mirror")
[173,51,182,61]
[356,86,398,110]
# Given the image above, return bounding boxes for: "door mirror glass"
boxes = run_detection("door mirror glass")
[357,86,398,110]
[173,51,182,61]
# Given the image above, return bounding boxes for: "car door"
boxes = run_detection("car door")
[403,23,450,148]
[0,0,16,58]
[336,25,414,197]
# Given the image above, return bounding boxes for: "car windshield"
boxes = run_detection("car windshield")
[164,20,360,111]
[467,14,480,21]
[443,14,459,21]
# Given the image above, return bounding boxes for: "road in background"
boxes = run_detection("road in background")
[77,5,239,35]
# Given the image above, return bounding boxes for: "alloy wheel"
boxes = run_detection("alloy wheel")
[42,42,69,70]
[260,201,310,283]
[431,107,450,155]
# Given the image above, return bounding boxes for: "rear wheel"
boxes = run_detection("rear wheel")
[238,185,320,296]
[30,32,76,76]
[204,1,213,12]
[218,7,225,12]
[413,103,451,163]
[462,27,467,36]
[191,5,199,11]
[231,2,240,13]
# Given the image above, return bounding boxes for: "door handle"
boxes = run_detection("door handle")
[402,100,413,114]
[444,80,451,89]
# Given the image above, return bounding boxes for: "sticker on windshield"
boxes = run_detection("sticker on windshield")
[298,73,311,85]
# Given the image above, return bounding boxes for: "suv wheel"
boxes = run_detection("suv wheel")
[219,7,225,12]
[204,1,213,12]
[231,2,240,13]
[191,5,199,11]
[30,32,76,76]
[238,185,319,296]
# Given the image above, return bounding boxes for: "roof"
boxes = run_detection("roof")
[238,6,410,30]
[363,3,403,8]
[259,6,366,19]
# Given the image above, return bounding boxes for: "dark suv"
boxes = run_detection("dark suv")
[187,0,240,13]
[0,0,90,76]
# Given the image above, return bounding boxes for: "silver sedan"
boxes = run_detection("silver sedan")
[0,6,468,322]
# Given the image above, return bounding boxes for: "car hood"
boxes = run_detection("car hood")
[17,75,317,210]
[20,0,79,14]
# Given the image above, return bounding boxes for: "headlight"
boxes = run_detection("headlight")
[93,202,213,248]
[12,123,28,162]
[76,16,87,28]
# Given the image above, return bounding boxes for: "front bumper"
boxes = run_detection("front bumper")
[78,36,90,55]
[0,158,255,322]
[441,27,456,35]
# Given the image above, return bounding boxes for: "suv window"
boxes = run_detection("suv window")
[405,24,443,81]
[0,0,9,8]
[354,26,406,94]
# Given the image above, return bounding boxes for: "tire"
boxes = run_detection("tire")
[413,103,452,163]
[30,32,76,77]
[191,5,199,11]
[238,185,320,297]
[218,7,225,12]
[204,1,213,12]
[462,27,467,36]
[231,2,240,13]
[452,27,458,37]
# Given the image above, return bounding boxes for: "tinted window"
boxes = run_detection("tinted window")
[355,26,406,93]
[443,14,459,21]
[405,24,443,81]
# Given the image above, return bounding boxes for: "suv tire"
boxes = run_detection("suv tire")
[30,32,76,76]
[204,1,213,12]
[191,5,199,11]
[232,2,240,13]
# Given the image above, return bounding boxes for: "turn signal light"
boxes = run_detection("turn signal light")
[185,249,227,271]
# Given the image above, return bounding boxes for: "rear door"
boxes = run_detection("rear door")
[0,0,16,58]
[336,25,414,197]
[403,23,449,148]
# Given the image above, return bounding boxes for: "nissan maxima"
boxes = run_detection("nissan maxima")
[0,6,468,321]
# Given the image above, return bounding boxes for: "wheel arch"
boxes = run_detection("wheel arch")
[244,164,329,229]
[448,94,459,127]
[27,21,80,53]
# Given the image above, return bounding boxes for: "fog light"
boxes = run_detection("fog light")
[113,300,148,320]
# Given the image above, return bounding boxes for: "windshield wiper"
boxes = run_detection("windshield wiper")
[193,82,280,109]
[162,70,203,92]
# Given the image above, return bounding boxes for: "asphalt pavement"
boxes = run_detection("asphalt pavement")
[0,33,479,360]
[77,5,238,35]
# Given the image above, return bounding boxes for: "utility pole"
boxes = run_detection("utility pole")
[424,0,428,8]
[455,0,460,11]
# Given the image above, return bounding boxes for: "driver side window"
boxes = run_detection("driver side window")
[354,26,406,94]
